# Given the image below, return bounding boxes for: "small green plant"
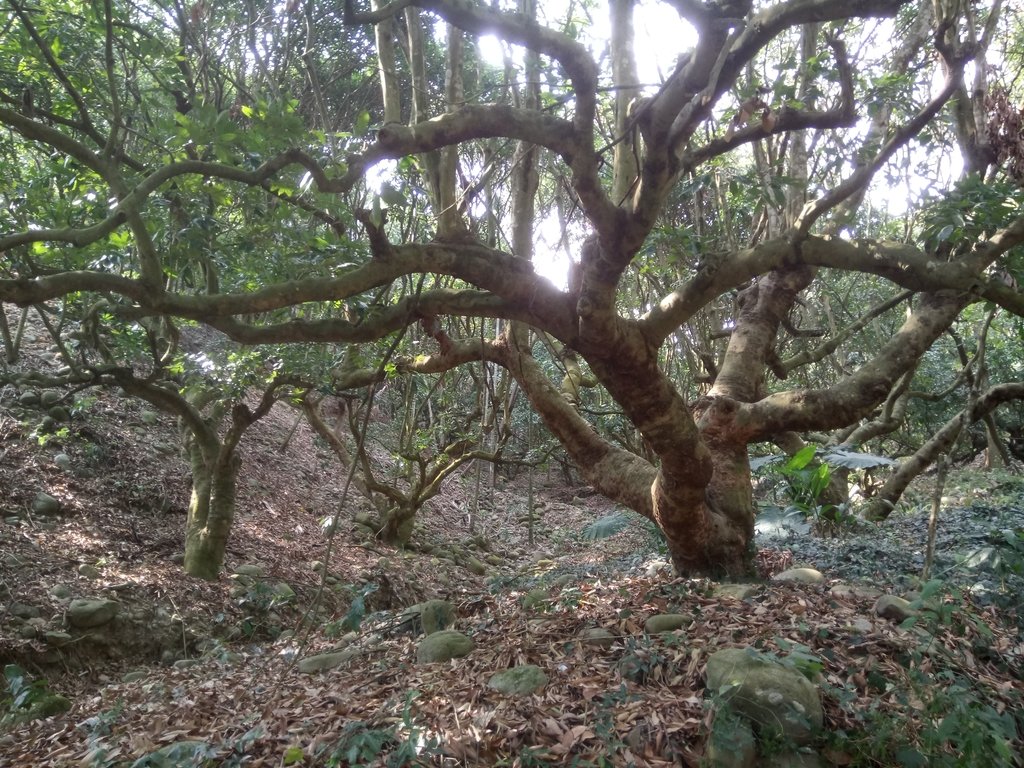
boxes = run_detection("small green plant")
[1,664,71,727]
[322,691,438,767]
[33,424,70,447]
[819,576,1021,767]
[325,582,377,636]
[754,445,876,535]
[234,581,294,638]
[74,699,125,767]
[581,510,666,553]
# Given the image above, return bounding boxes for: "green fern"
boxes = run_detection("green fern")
[581,512,633,541]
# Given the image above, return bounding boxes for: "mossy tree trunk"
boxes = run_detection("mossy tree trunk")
[108,368,287,580]
[182,441,242,579]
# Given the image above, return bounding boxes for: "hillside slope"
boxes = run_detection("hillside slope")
[0,314,1022,767]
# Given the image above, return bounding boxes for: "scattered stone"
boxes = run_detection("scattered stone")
[772,567,825,585]
[550,574,574,590]
[873,594,916,623]
[309,560,326,574]
[644,614,688,634]
[233,563,265,578]
[270,582,295,601]
[66,598,120,628]
[122,670,149,683]
[485,554,503,566]
[465,556,487,576]
[353,523,376,538]
[26,694,72,720]
[44,631,72,646]
[830,584,882,601]
[761,752,827,768]
[31,492,61,516]
[18,391,40,406]
[418,599,455,635]
[713,584,759,601]
[41,390,63,407]
[416,630,475,664]
[18,624,39,639]
[578,627,616,649]
[53,453,72,471]
[38,416,57,433]
[616,653,648,683]
[2,552,23,573]
[297,648,362,673]
[705,647,823,745]
[47,406,71,422]
[704,709,757,768]
[488,665,548,696]
[137,742,211,765]
[847,617,874,633]
[522,589,550,611]
[140,410,159,425]
[9,602,41,619]
[77,564,101,579]
[173,659,199,670]
[645,559,673,578]
[352,511,375,526]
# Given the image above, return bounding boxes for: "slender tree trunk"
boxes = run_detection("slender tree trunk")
[372,0,401,124]
[866,383,1024,519]
[183,443,242,580]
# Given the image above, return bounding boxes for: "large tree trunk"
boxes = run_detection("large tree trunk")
[183,442,241,580]
[656,438,755,576]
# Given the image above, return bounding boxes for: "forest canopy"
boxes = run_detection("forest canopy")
[1,0,1024,578]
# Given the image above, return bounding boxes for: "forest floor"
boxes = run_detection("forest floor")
[0,320,1023,766]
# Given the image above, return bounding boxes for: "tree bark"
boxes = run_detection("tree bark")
[865,382,1024,519]
[183,441,242,580]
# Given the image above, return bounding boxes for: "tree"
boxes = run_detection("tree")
[2,0,1024,578]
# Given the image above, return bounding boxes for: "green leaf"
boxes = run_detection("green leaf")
[784,445,817,472]
[354,110,371,136]
[282,745,305,765]
[581,512,632,541]
[820,448,895,469]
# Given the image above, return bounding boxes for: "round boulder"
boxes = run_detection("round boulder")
[772,568,825,585]
[31,492,61,516]
[488,664,548,696]
[705,647,823,745]
[416,630,474,664]
[644,613,688,634]
[66,598,120,628]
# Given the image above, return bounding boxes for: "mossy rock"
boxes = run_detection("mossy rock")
[66,598,119,628]
[706,648,823,746]
[873,594,916,622]
[644,613,688,634]
[39,390,62,407]
[705,709,757,768]
[418,599,455,635]
[772,568,825,585]
[416,630,474,664]
[578,627,616,649]
[488,664,548,696]
[31,492,61,516]
[297,648,362,673]
[713,584,759,601]
[521,589,550,611]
